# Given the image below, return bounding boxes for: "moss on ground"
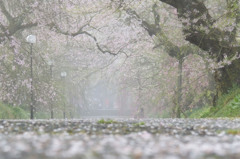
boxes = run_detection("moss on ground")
[226,129,240,135]
[97,119,118,124]
[134,122,145,126]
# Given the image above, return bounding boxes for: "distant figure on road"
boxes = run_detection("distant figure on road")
[139,108,144,118]
[133,107,144,119]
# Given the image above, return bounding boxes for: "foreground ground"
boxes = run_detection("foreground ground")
[0,119,240,159]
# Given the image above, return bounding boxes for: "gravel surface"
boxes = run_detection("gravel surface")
[0,118,240,159]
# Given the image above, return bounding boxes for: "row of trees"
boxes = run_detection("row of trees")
[0,0,239,118]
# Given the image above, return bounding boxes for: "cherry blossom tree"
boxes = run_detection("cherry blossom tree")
[156,0,240,95]
[1,0,239,119]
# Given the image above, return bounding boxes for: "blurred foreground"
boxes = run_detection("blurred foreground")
[0,119,240,159]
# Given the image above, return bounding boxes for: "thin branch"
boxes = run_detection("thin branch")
[19,22,38,30]
[152,3,160,28]
[50,18,121,56]
[81,31,118,55]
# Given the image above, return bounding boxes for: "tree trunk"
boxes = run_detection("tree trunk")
[215,59,240,96]
[176,58,183,118]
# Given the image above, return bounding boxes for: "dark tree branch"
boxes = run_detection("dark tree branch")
[125,6,184,59]
[0,1,37,44]
[0,0,13,23]
[81,31,118,55]
[0,23,7,33]
[225,0,240,41]
[50,21,120,56]
[156,0,240,93]
[159,0,178,8]
[158,0,240,60]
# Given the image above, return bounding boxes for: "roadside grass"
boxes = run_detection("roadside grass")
[0,102,28,119]
[187,107,211,118]
[188,86,240,118]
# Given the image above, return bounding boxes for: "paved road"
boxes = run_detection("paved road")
[0,118,240,159]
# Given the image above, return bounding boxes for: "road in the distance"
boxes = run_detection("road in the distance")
[0,118,240,159]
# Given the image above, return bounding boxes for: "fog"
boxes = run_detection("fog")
[1,1,240,158]
[0,0,238,119]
